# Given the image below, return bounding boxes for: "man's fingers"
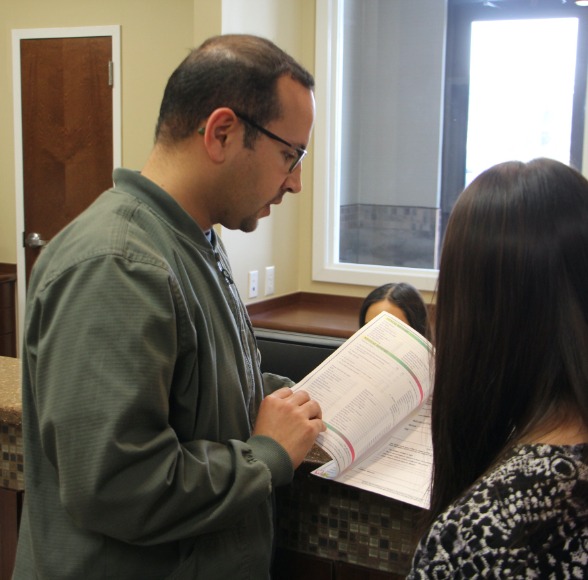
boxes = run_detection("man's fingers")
[303,398,322,420]
[268,386,293,399]
[268,387,312,406]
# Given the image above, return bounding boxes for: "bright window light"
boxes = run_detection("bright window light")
[466,18,578,185]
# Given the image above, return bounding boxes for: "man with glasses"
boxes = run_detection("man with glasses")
[15,34,323,580]
[231,110,307,173]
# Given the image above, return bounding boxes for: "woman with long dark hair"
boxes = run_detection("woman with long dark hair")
[409,158,588,577]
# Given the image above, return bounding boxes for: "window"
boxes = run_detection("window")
[313,0,587,291]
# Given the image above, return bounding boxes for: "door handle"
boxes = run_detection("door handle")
[24,232,47,248]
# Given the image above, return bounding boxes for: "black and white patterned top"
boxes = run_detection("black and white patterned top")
[408,444,588,579]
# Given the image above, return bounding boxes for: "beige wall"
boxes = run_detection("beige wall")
[219,0,313,301]
[0,0,197,259]
[0,0,431,319]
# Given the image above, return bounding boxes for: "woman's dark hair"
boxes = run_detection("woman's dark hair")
[359,282,429,337]
[155,34,314,147]
[428,157,588,524]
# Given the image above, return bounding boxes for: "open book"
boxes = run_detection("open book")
[292,311,434,509]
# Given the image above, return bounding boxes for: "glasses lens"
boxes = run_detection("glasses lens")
[290,149,307,173]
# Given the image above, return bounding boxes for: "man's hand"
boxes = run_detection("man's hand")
[253,387,326,469]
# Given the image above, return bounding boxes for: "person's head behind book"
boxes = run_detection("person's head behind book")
[359,282,429,337]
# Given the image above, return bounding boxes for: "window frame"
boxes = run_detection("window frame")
[312,0,587,293]
[312,0,440,292]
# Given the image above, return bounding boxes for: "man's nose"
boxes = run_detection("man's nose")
[283,165,303,194]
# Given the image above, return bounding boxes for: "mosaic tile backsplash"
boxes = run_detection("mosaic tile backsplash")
[275,462,423,575]
[1,423,24,491]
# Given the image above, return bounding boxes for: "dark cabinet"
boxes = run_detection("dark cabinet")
[271,548,406,580]
[0,488,23,579]
[335,561,404,579]
[272,549,333,579]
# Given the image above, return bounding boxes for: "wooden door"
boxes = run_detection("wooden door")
[21,36,113,284]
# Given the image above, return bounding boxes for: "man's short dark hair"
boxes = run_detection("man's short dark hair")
[155,34,315,147]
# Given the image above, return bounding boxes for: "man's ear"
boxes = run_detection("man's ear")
[199,108,240,163]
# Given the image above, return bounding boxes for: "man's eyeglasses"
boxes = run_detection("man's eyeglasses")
[233,110,307,174]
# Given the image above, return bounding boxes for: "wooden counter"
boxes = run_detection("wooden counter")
[0,356,21,428]
[247,292,363,339]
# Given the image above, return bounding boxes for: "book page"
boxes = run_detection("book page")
[292,311,433,475]
[312,399,432,509]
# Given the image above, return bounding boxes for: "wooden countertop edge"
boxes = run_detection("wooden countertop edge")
[246,292,363,314]
[0,410,21,426]
[247,292,363,339]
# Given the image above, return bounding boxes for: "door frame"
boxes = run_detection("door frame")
[11,25,122,352]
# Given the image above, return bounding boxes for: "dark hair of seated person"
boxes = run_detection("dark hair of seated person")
[358,282,429,337]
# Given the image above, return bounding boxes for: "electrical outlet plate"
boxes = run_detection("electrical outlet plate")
[248,270,258,298]
[265,265,275,295]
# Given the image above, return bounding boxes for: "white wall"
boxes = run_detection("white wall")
[219,0,314,303]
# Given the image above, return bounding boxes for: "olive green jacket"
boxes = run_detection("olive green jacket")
[14,169,293,579]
